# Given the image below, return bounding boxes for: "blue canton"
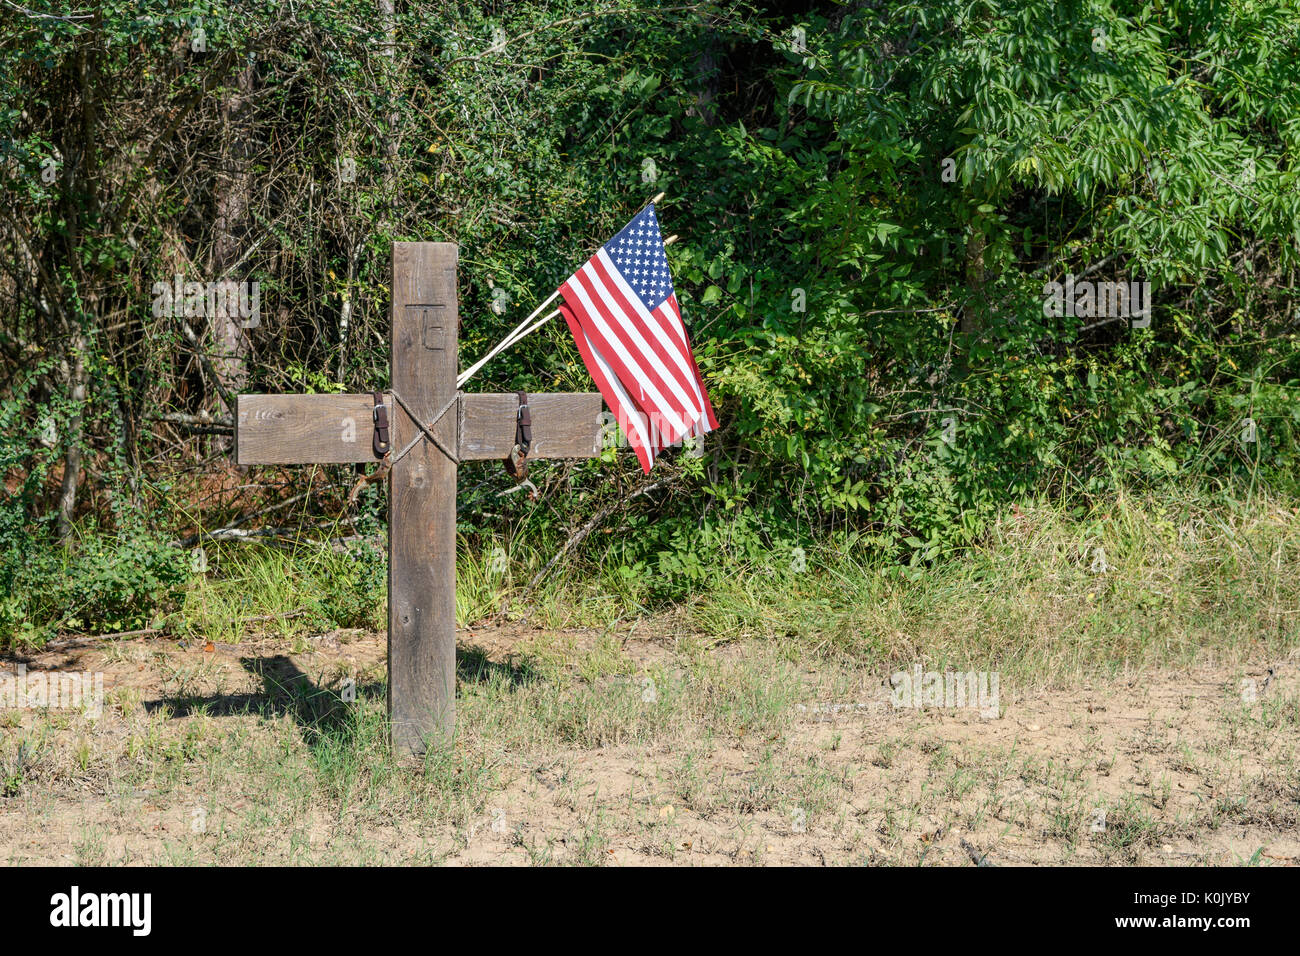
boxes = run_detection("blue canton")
[602,204,674,312]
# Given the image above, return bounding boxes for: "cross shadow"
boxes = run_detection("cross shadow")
[457,644,542,690]
[141,646,542,751]
[144,655,384,751]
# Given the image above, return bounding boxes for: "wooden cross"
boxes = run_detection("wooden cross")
[234,243,603,754]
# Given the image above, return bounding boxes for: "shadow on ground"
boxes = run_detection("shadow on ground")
[140,643,543,750]
[144,655,381,748]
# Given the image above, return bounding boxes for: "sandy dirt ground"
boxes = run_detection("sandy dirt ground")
[1,626,1296,866]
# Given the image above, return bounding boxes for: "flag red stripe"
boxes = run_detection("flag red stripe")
[572,263,700,432]
[563,271,693,447]
[560,303,654,471]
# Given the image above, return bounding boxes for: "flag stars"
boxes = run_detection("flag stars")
[601,212,675,309]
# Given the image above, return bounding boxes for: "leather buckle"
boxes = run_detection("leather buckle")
[504,390,531,480]
[371,390,390,458]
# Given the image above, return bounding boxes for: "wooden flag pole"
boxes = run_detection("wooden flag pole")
[457,194,674,388]
[493,308,561,352]
[457,289,561,388]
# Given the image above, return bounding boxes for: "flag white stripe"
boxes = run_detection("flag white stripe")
[654,297,712,433]
[565,274,692,439]
[657,294,692,355]
[594,249,705,411]
[581,257,703,427]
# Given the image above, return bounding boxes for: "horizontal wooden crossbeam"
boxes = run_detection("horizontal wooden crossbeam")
[234,392,604,465]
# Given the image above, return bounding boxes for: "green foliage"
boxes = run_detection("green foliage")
[0,516,187,646]
[0,363,187,644]
[1,0,1298,633]
[636,0,1300,564]
[313,538,386,631]
[53,526,189,635]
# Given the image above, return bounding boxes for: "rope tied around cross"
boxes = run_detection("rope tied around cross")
[346,389,458,506]
[357,388,534,487]
[388,389,460,466]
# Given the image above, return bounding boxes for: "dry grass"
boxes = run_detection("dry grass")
[2,490,1298,865]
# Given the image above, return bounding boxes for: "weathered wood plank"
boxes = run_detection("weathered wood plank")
[458,392,604,460]
[234,394,389,465]
[388,242,458,754]
[235,392,604,464]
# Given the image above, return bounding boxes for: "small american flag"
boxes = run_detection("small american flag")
[558,204,718,472]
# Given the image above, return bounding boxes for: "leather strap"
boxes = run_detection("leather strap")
[371,390,390,458]
[516,390,532,456]
[504,391,531,480]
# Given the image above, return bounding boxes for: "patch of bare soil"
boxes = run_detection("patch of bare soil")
[1,627,1296,866]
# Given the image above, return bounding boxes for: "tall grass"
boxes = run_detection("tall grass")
[140,487,1300,689]
[180,540,385,643]
[682,488,1300,684]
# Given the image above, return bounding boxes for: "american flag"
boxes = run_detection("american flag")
[558,204,718,472]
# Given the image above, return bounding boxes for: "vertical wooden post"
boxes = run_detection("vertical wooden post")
[388,242,458,753]
[236,241,602,752]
